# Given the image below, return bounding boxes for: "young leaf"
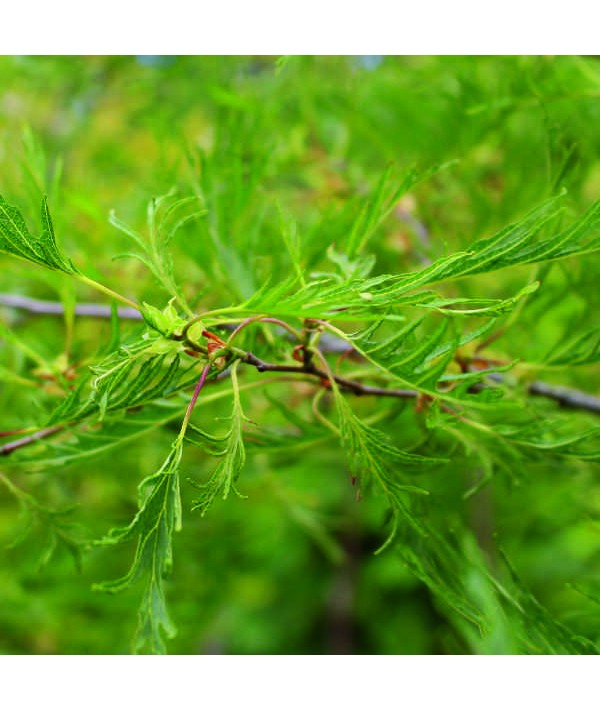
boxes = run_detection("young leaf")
[110,193,205,315]
[94,436,184,654]
[189,363,247,515]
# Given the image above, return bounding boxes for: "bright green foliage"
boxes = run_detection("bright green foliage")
[44,348,190,427]
[384,194,600,288]
[546,326,600,367]
[333,393,435,548]
[215,193,600,325]
[345,162,455,258]
[0,195,77,274]
[2,56,600,655]
[0,472,84,571]
[110,192,206,316]
[94,437,183,654]
[139,301,188,339]
[188,363,248,516]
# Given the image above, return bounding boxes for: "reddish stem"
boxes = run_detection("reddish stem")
[227,316,301,344]
[182,364,211,427]
[0,427,30,438]
[0,425,64,456]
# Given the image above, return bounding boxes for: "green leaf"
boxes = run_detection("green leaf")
[495,420,600,461]
[370,194,600,299]
[0,472,85,571]
[496,549,599,654]
[0,195,78,274]
[224,193,596,323]
[140,300,188,338]
[8,405,182,469]
[94,436,184,654]
[419,282,540,316]
[545,325,600,366]
[189,362,247,514]
[110,192,205,314]
[328,395,542,638]
[326,244,376,280]
[42,342,192,427]
[346,161,456,258]
[333,391,444,550]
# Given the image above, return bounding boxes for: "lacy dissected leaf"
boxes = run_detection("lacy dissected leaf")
[110,192,205,314]
[233,275,537,323]
[94,436,183,654]
[184,423,233,458]
[92,352,186,420]
[396,523,498,629]
[334,392,445,550]
[345,161,456,258]
[330,393,532,635]
[0,472,85,571]
[494,419,600,461]
[45,345,192,427]
[8,404,184,469]
[375,194,600,297]
[189,362,247,515]
[419,282,540,317]
[229,194,600,322]
[496,549,599,654]
[0,195,78,274]
[392,318,458,388]
[340,314,499,401]
[327,382,593,649]
[398,528,598,653]
[544,325,600,366]
[5,378,264,472]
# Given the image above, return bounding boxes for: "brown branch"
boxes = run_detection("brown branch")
[0,425,64,456]
[240,351,417,399]
[4,353,600,461]
[3,292,600,415]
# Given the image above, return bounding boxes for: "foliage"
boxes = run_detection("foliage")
[1,56,600,654]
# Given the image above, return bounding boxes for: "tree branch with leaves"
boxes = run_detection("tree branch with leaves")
[2,178,600,655]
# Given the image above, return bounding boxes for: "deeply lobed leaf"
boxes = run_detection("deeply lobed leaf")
[94,437,183,654]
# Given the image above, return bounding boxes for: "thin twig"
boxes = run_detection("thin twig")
[0,293,143,320]
[0,425,64,456]
[3,292,600,416]
[528,380,600,414]
[226,315,302,344]
[240,351,417,399]
[485,372,600,414]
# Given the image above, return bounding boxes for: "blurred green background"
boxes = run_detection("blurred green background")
[1,56,600,654]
